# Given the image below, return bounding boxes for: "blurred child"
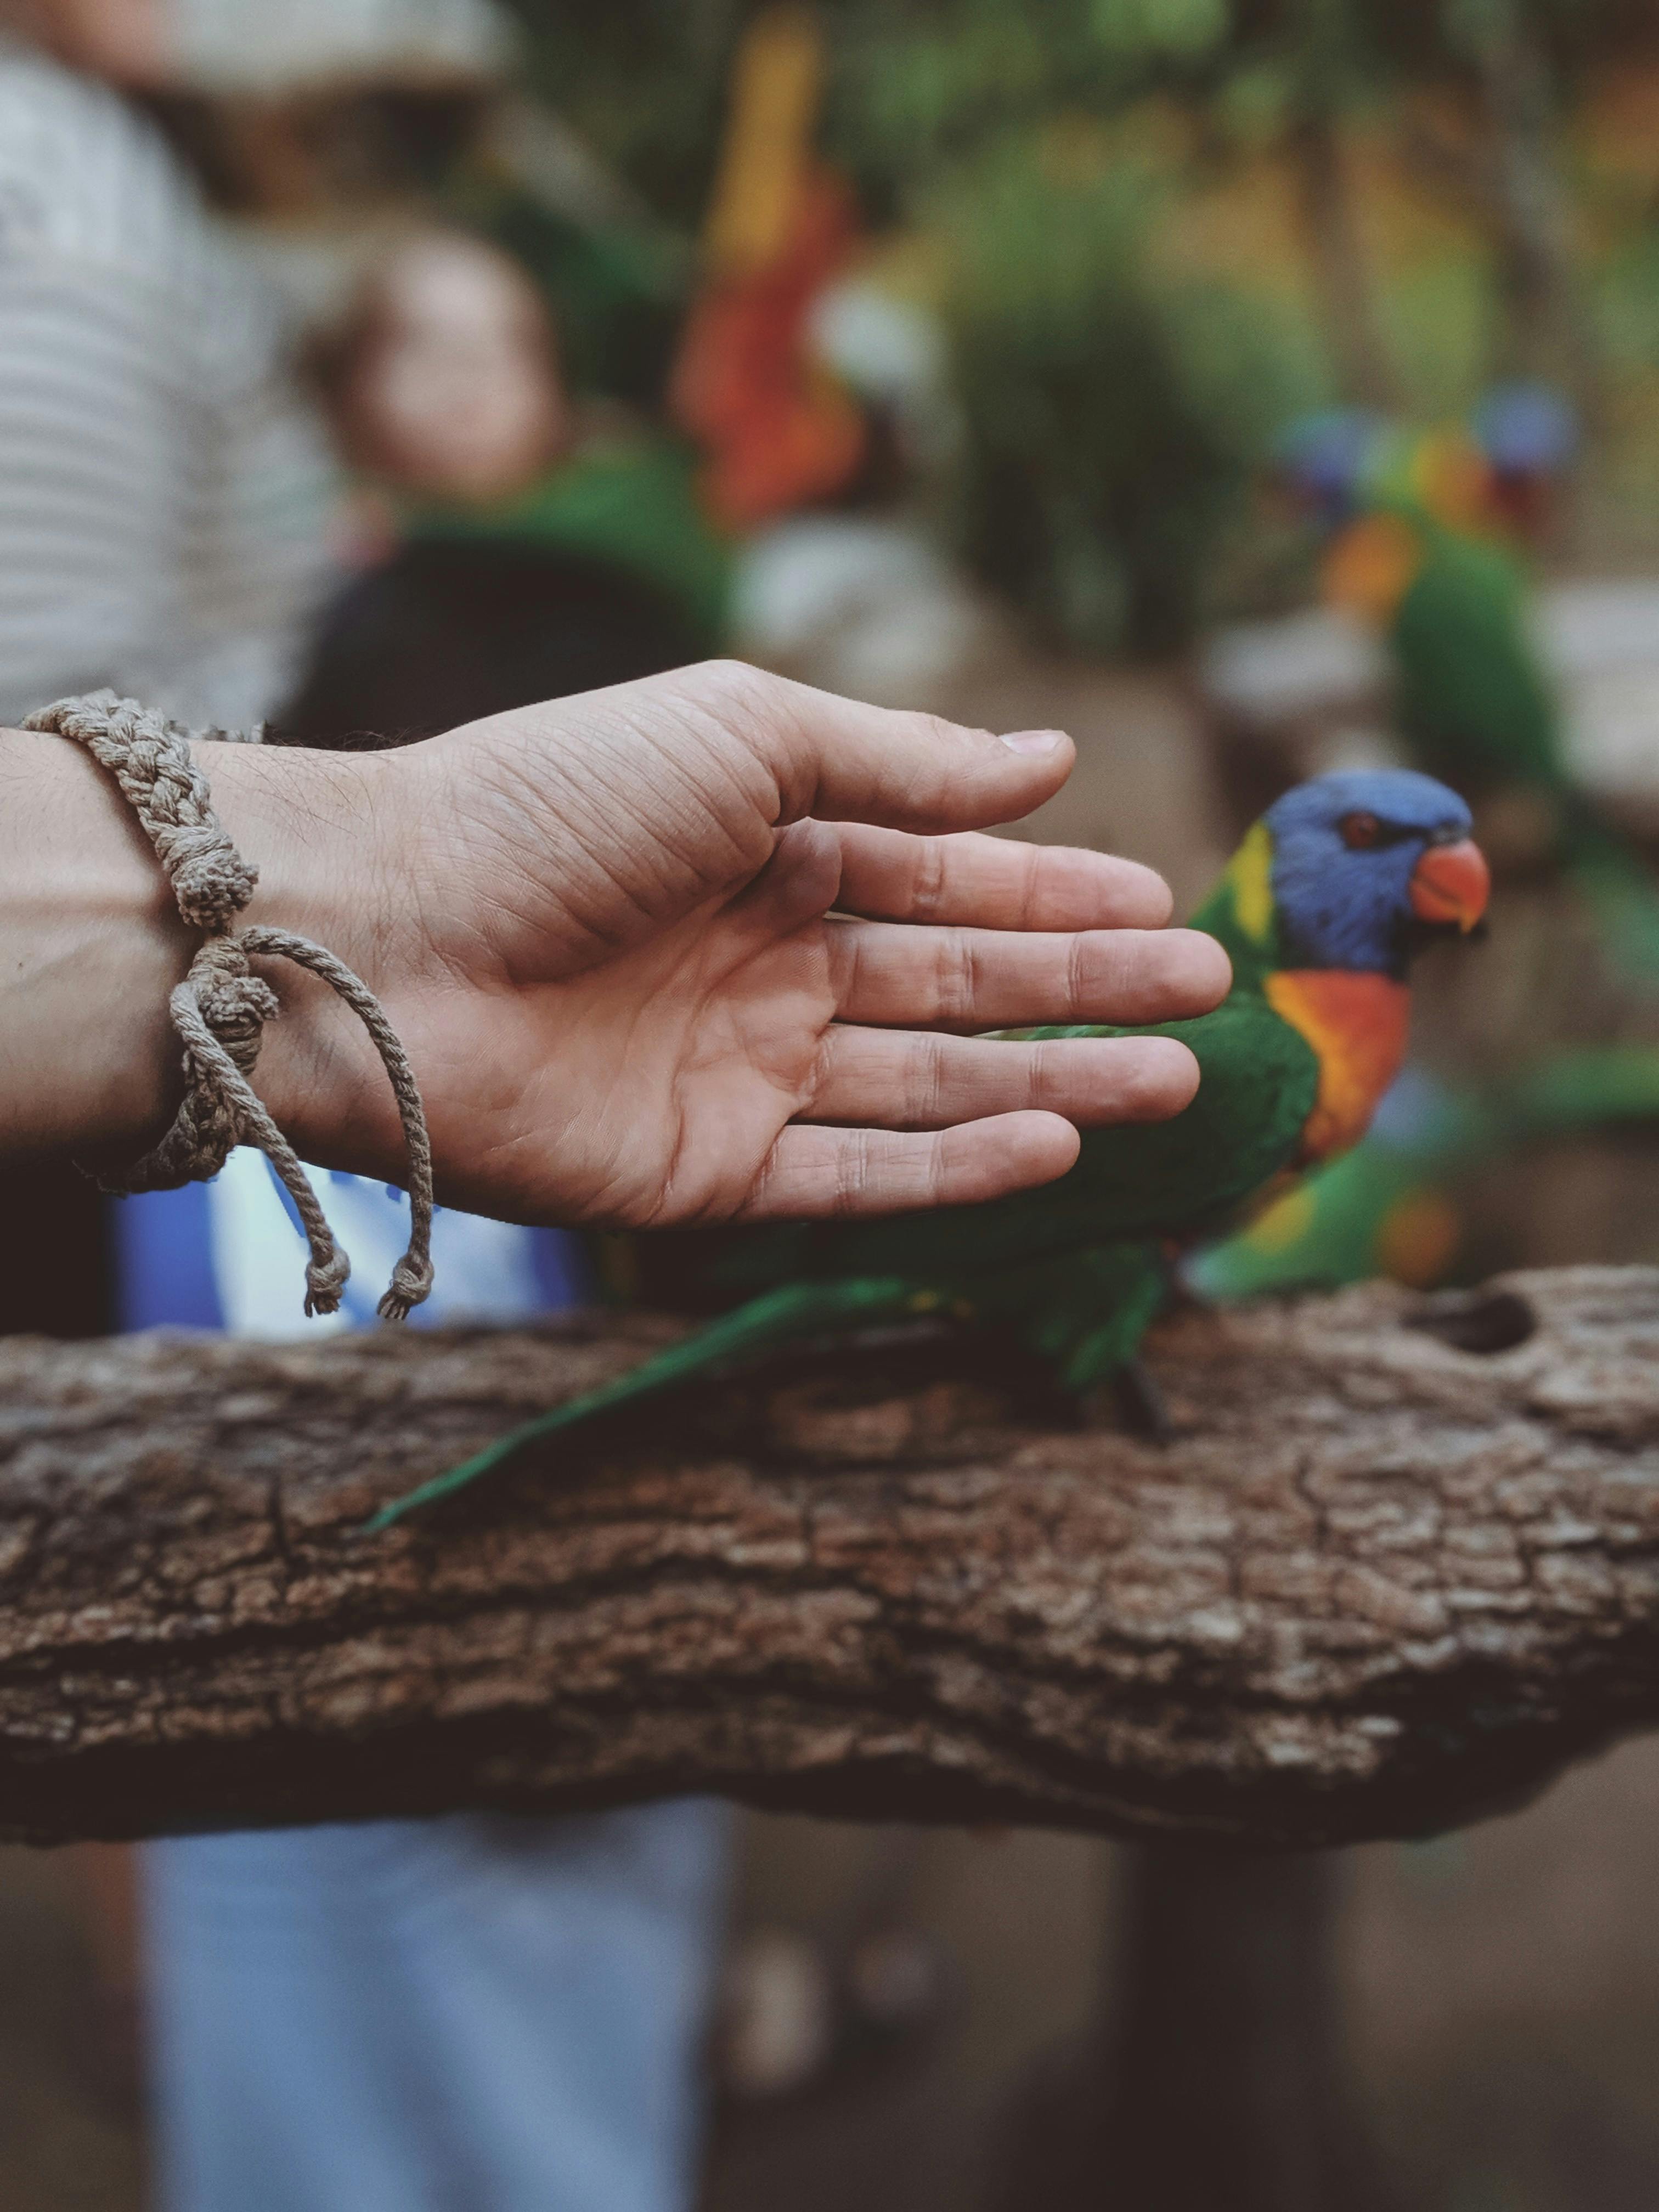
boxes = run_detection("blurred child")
[281,227,729,742]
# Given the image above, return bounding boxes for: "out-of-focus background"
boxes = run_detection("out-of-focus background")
[10,0,1659,2205]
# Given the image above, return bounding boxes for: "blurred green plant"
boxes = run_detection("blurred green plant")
[825,0,1243,205]
[936,139,1322,652]
[1091,0,1231,59]
[496,0,740,219]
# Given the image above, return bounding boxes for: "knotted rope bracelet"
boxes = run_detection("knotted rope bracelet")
[26,691,435,1322]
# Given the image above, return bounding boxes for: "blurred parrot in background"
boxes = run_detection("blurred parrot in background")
[1281,393,1659,983]
[370,769,1490,1528]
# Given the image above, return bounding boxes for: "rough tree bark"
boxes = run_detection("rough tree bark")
[1284,0,1403,414]
[1397,14,1601,433]
[2,1264,1657,1849]
[1288,108,1403,416]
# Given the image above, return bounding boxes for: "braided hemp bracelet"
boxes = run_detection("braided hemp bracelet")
[25,690,435,1322]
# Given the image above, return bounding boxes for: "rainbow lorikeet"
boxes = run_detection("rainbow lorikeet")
[1308,423,1659,981]
[368,770,1489,1528]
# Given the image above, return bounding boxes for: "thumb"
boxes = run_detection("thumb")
[689,663,1077,833]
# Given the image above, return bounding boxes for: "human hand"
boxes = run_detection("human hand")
[0,664,1228,1222]
[232,663,1230,1226]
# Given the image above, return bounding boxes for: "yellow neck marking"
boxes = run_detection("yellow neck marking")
[1224,821,1275,946]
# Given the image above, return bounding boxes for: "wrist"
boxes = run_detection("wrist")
[0,729,192,1158]
[202,738,388,962]
[0,718,432,1194]
[202,738,416,1178]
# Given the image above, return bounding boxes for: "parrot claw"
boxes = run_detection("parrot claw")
[1109,1359,1175,1445]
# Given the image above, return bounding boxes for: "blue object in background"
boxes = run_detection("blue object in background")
[117,1157,730,2212]
[1472,380,1579,476]
[1273,406,1389,525]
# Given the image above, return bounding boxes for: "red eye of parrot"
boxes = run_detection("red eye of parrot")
[1340,811,1381,849]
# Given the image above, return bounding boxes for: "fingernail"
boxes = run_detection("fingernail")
[1001,728,1065,755]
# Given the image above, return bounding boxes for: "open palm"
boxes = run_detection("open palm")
[251,663,1230,1228]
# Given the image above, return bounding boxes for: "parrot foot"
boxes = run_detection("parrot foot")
[1109,1359,1174,1444]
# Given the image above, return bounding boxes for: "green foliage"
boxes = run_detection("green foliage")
[936,140,1322,652]
[494,0,740,221]
[822,0,1248,207]
[495,0,1654,235]
[1089,0,1231,60]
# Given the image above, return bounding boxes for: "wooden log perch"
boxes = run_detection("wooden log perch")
[3,1265,1658,1850]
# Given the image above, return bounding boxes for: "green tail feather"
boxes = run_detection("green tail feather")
[364,1276,915,1532]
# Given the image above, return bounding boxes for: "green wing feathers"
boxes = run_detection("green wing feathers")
[1389,529,1659,988]
[371,1003,1320,1525]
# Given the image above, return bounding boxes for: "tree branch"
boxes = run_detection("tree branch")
[3,1265,1657,1849]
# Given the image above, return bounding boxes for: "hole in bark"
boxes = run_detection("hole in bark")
[1402,1289,1537,1355]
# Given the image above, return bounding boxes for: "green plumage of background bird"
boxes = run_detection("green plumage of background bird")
[369,768,1490,1529]
[1189,1047,1659,1304]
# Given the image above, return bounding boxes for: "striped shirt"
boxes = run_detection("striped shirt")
[0,36,335,729]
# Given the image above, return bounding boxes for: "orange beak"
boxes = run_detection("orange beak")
[1409,838,1489,932]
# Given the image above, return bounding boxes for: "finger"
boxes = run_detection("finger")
[719,817,843,940]
[810,1029,1199,1129]
[830,921,1232,1030]
[833,825,1173,930]
[738,1112,1083,1221]
[680,661,1079,833]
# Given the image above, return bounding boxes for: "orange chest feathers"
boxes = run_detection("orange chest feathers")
[1263,970,1411,1164]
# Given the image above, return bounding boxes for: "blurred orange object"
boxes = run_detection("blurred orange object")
[1407,427,1493,536]
[673,5,867,530]
[1321,510,1422,624]
[674,174,866,530]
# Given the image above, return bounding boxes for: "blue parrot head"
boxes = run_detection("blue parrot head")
[1265,769,1489,977]
[1273,408,1391,528]
[1472,381,1578,478]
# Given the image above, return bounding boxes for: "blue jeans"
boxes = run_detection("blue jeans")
[145,1803,732,2212]
[119,1165,731,2210]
